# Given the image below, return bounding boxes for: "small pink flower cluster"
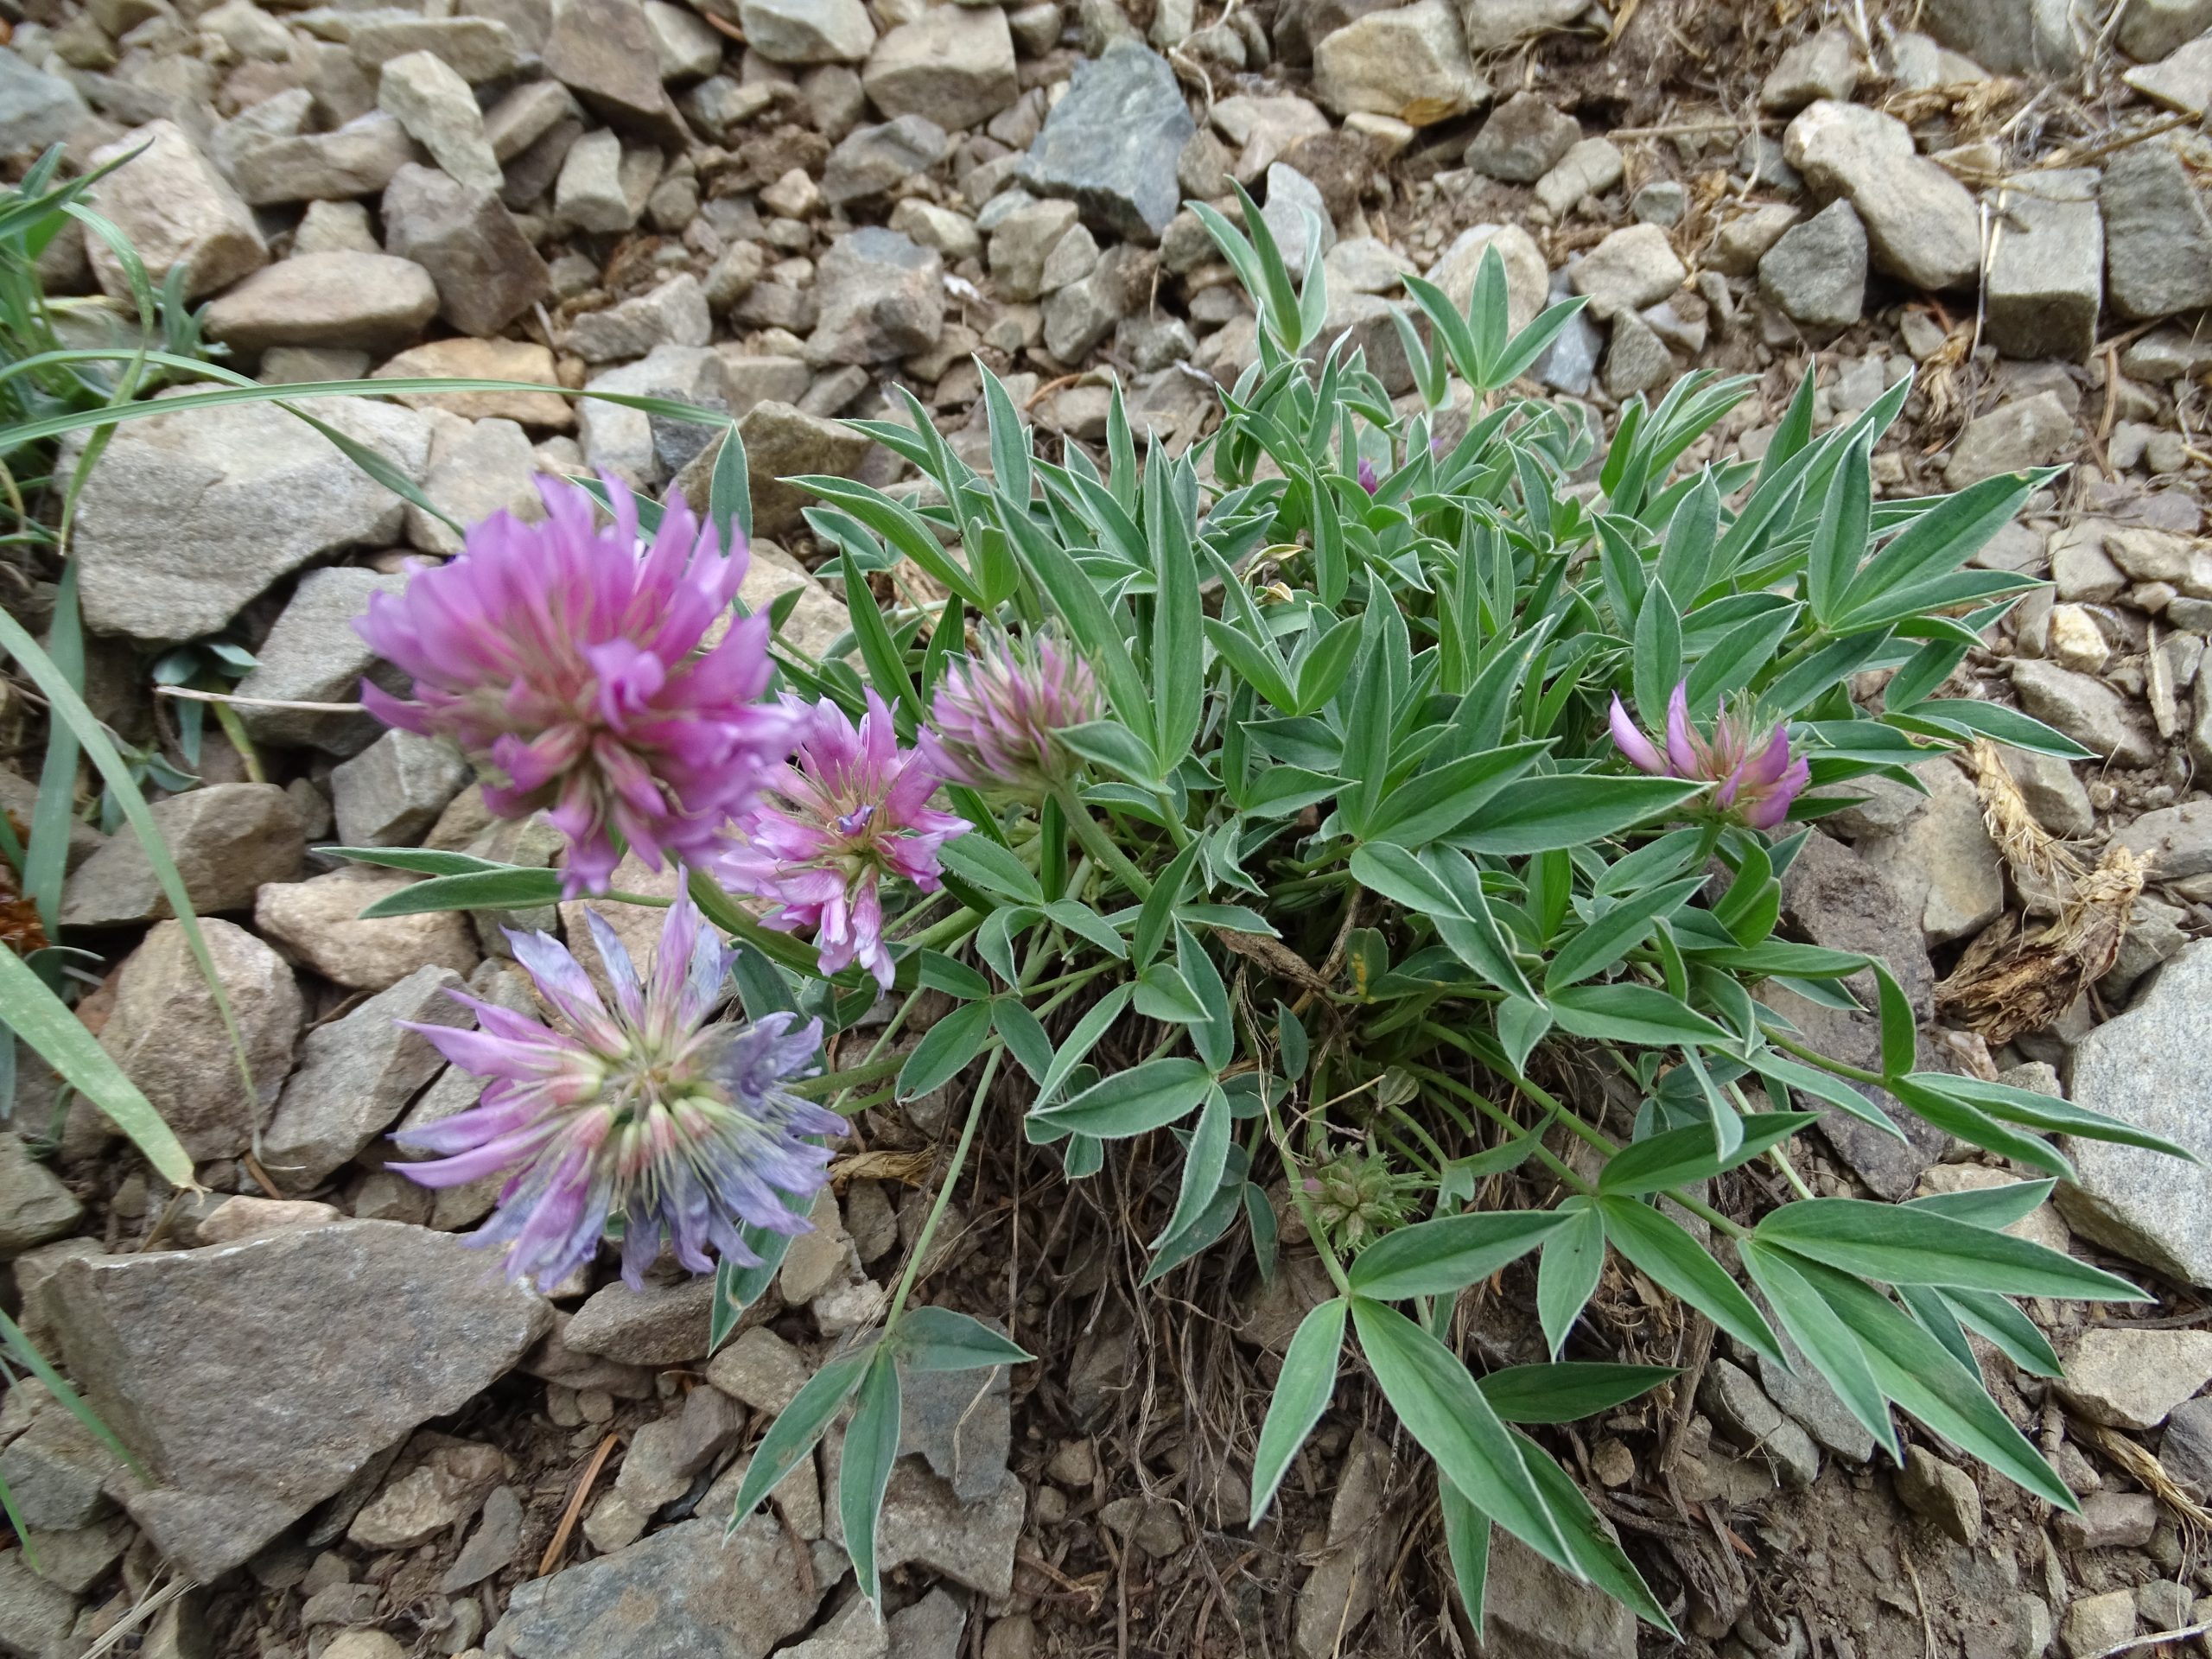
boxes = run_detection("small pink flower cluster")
[359,477,1095,1286]
[1607,683,1809,831]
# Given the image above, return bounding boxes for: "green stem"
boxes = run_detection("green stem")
[1052,785,1153,899]
[899,906,982,954]
[1768,1029,1886,1085]
[209,699,264,785]
[791,1050,907,1099]
[1260,1089,1355,1299]
[885,1047,1002,1327]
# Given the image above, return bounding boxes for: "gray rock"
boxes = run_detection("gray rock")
[1921,0,2076,74]
[1019,41,1192,240]
[569,272,713,362]
[1631,181,1688,227]
[2158,1393,2212,1496]
[2061,1589,2139,1659]
[22,1516,128,1595]
[565,1274,717,1364]
[486,80,578,163]
[645,0,723,78]
[1897,1446,1981,1543]
[331,730,471,848]
[576,341,721,487]
[380,162,550,338]
[1853,758,2004,945]
[1478,1528,1636,1659]
[1042,242,1149,361]
[737,398,872,536]
[902,1340,1011,1503]
[74,401,426,644]
[1312,0,1483,128]
[887,1589,967,1659]
[555,128,658,233]
[741,0,875,62]
[0,1135,82,1260]
[59,784,303,927]
[1756,1338,1876,1463]
[1942,390,2075,487]
[825,1449,1024,1598]
[2101,140,2212,321]
[377,48,501,191]
[1534,135,1624,217]
[2055,1490,2158,1550]
[234,564,420,756]
[1430,223,1546,333]
[2057,1325,2212,1428]
[2059,943,2212,1283]
[1463,89,1577,182]
[1987,169,2101,362]
[2126,30,2212,113]
[489,1515,829,1658]
[97,917,299,1162]
[1999,744,2094,838]
[229,110,419,207]
[259,963,470,1185]
[46,1220,550,1579]
[443,1484,524,1591]
[0,1548,79,1658]
[203,251,439,355]
[0,47,91,155]
[988,197,1079,300]
[1758,197,1866,329]
[346,14,522,80]
[543,0,682,138]
[86,119,266,301]
[2120,0,2212,60]
[807,227,943,364]
[863,5,1018,132]
[823,112,948,204]
[2009,658,2154,767]
[407,411,543,557]
[1713,202,1802,275]
[1457,0,1582,48]
[2113,800,2212,880]
[1763,833,1947,1198]
[1571,223,1686,320]
[256,863,479,994]
[1261,162,1334,271]
[1783,99,1980,291]
[1602,309,1671,399]
[1761,26,1859,112]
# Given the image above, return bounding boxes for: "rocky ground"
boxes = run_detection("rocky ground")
[4,0,2212,1654]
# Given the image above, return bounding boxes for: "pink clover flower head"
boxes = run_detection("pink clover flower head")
[391,893,842,1291]
[354,475,791,897]
[1357,456,1380,495]
[1608,682,1810,831]
[715,690,969,989]
[929,631,1102,802]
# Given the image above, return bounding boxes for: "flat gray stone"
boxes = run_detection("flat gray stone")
[97,918,299,1162]
[260,964,471,1188]
[1758,198,1866,329]
[73,401,426,644]
[0,1135,83,1260]
[1942,390,2075,487]
[740,0,874,62]
[806,228,943,364]
[45,1220,550,1580]
[543,0,682,138]
[1853,757,2004,946]
[862,5,1018,132]
[381,162,551,338]
[569,272,712,362]
[564,1274,718,1365]
[2126,30,2212,114]
[2009,658,2155,768]
[0,47,90,155]
[86,118,266,301]
[1920,0,2077,75]
[59,783,304,927]
[1019,41,1192,240]
[378,48,501,191]
[1463,89,1577,181]
[1987,169,2102,362]
[2101,139,2212,321]
[1312,0,1484,127]
[2120,0,2212,60]
[823,112,947,204]
[202,251,439,355]
[229,110,419,207]
[233,566,416,756]
[1783,99,1979,291]
[2059,943,2212,1283]
[490,1515,829,1658]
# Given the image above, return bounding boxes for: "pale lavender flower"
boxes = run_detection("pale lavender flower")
[355,475,791,897]
[1357,457,1380,495]
[930,632,1101,802]
[391,893,842,1291]
[715,691,968,989]
[1609,682,1810,831]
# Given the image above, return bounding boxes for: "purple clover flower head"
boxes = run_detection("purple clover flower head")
[1608,682,1810,831]
[391,893,842,1292]
[1357,456,1380,495]
[930,632,1102,803]
[715,690,969,989]
[354,475,791,897]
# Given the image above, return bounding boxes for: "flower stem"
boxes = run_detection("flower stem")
[885,1046,1002,1327]
[1052,785,1152,899]
[792,1050,907,1099]
[1261,1087,1355,1300]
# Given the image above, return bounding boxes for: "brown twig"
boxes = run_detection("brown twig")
[538,1432,620,1575]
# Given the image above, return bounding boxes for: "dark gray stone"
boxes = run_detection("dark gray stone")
[488,1515,829,1658]
[233,567,413,756]
[823,112,947,204]
[2101,141,2212,321]
[381,162,550,337]
[1019,40,1194,240]
[1758,197,1866,329]
[46,1220,550,1579]
[0,47,90,154]
[59,784,303,927]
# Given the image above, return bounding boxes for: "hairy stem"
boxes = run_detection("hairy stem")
[1052,785,1153,899]
[885,1046,1002,1327]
